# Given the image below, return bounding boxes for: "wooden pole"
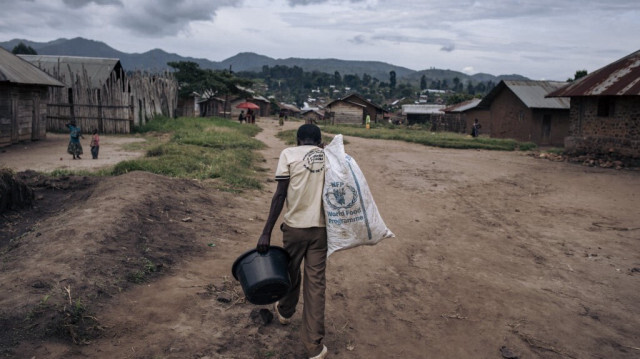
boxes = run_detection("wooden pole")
[97,89,104,133]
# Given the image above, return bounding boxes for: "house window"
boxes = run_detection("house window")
[518,110,524,122]
[597,97,615,117]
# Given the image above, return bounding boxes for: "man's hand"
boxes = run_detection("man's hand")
[257,233,271,253]
[257,179,288,253]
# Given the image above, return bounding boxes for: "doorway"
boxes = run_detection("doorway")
[542,114,551,144]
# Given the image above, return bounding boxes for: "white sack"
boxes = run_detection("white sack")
[323,134,394,257]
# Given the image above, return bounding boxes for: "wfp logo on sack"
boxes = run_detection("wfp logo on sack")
[325,182,364,225]
[325,181,357,210]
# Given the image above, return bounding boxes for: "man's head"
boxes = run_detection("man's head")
[297,124,322,146]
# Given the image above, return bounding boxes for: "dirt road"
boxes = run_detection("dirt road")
[1,119,639,358]
[0,133,145,173]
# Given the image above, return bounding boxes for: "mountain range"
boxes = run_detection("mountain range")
[0,37,528,84]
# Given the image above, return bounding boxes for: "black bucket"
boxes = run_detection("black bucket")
[232,246,291,305]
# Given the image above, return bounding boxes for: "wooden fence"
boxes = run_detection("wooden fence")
[47,103,132,134]
[41,63,177,134]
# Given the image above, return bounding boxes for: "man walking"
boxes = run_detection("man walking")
[257,124,328,359]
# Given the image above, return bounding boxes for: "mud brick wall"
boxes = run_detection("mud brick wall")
[566,97,640,157]
[489,89,569,146]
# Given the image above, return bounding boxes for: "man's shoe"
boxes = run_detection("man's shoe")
[309,345,328,359]
[273,301,290,325]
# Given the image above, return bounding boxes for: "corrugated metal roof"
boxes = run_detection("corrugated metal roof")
[0,47,64,87]
[279,103,300,112]
[326,93,384,111]
[547,49,640,97]
[17,54,122,88]
[442,98,482,113]
[479,80,570,109]
[402,104,445,115]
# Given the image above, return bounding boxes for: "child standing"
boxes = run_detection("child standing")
[90,129,100,159]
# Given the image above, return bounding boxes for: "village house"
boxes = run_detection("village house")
[325,93,384,125]
[19,54,177,132]
[442,98,489,134]
[197,94,223,118]
[19,54,124,89]
[546,49,640,157]
[277,103,301,119]
[178,92,201,117]
[301,109,324,124]
[478,80,570,146]
[402,104,445,125]
[228,96,271,119]
[0,48,64,147]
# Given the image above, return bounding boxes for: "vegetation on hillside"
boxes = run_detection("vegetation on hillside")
[11,41,37,55]
[168,61,253,99]
[235,64,497,109]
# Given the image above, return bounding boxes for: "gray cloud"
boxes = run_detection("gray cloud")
[287,0,363,6]
[62,0,122,8]
[349,35,367,45]
[440,44,455,52]
[116,0,240,37]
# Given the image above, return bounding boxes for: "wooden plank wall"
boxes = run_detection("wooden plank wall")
[330,102,363,124]
[41,64,178,134]
[0,85,48,147]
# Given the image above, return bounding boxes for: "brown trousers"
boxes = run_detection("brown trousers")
[277,223,327,357]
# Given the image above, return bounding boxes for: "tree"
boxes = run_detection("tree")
[466,81,475,95]
[343,74,361,88]
[446,93,474,106]
[168,61,252,100]
[389,70,396,96]
[12,42,37,55]
[334,71,342,86]
[420,75,427,90]
[567,69,588,82]
[362,73,372,87]
[453,77,461,92]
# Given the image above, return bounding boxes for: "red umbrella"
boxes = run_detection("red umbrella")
[236,101,260,110]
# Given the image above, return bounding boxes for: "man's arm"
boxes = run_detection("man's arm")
[257,179,289,253]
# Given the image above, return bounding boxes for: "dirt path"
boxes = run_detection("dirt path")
[0,133,146,173]
[3,118,640,358]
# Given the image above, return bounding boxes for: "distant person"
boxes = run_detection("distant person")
[247,109,255,124]
[90,129,100,159]
[257,124,328,359]
[471,118,482,137]
[365,114,371,129]
[238,110,245,124]
[66,120,84,160]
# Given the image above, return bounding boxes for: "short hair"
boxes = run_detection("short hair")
[297,124,322,144]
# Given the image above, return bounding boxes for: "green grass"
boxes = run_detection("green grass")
[276,130,338,146]
[318,124,536,151]
[110,116,265,190]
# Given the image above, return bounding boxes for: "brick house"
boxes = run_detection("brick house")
[478,80,570,146]
[546,50,640,157]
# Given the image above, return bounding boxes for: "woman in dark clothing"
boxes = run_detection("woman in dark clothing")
[66,121,84,159]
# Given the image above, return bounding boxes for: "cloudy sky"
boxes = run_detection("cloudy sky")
[1,0,638,80]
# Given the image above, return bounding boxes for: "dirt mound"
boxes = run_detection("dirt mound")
[0,169,34,212]
[0,171,236,352]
